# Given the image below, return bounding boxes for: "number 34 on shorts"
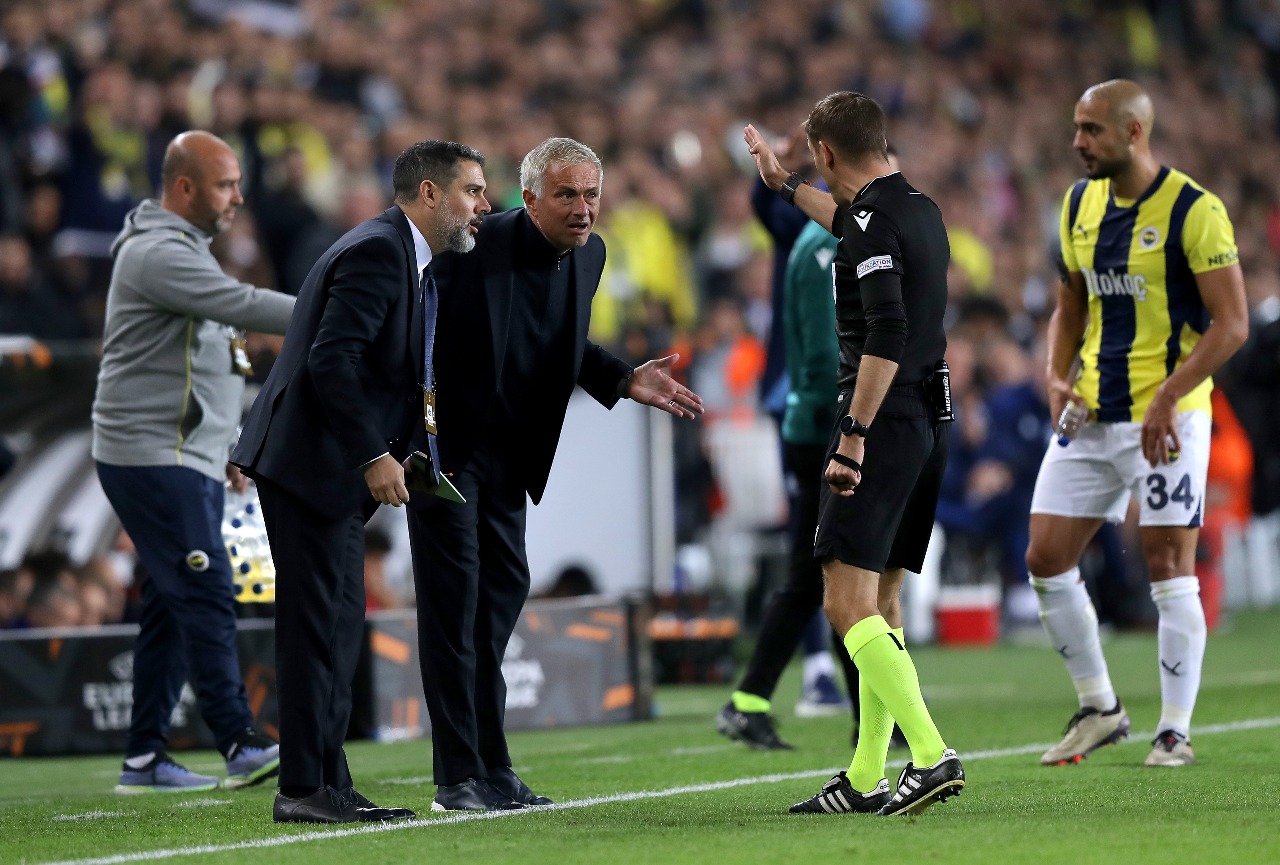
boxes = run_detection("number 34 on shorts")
[1030,410,1209,528]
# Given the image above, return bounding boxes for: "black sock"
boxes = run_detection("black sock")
[280,785,324,799]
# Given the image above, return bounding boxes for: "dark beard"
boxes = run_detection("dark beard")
[1084,154,1127,180]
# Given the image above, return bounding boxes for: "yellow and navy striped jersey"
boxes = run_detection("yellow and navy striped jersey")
[1059,167,1238,422]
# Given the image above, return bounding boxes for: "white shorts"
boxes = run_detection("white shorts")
[1029,410,1210,527]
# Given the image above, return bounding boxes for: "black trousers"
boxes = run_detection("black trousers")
[736,441,859,711]
[408,443,530,786]
[257,477,367,791]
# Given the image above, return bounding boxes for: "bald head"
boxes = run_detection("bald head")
[159,130,244,235]
[1072,79,1161,186]
[161,131,234,190]
[1079,79,1155,142]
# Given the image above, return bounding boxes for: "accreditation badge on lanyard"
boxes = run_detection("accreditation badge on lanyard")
[423,386,438,435]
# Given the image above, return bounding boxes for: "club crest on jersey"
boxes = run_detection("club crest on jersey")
[1139,226,1160,249]
[185,550,210,572]
[857,255,893,279]
[1082,267,1147,301]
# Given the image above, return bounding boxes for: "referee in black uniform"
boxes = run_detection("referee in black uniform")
[745,92,966,817]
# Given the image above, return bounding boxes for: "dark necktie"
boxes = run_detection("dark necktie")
[421,265,440,478]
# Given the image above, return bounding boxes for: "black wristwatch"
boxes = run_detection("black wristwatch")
[839,415,870,437]
[779,172,809,205]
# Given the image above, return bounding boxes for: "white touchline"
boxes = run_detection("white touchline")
[33,716,1280,865]
[50,811,128,823]
[175,799,233,808]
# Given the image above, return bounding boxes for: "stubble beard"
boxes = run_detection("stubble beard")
[1084,152,1128,181]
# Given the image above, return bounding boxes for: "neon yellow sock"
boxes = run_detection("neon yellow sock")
[731,691,771,713]
[846,627,903,792]
[844,616,945,767]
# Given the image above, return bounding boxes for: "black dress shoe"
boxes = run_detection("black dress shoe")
[488,766,554,806]
[272,787,358,824]
[347,788,416,821]
[432,778,524,812]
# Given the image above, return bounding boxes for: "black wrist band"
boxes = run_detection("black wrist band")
[779,172,808,205]
[828,452,861,473]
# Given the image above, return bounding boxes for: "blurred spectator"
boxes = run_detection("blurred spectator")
[15,550,82,628]
[935,332,994,581]
[22,177,62,269]
[58,62,158,258]
[592,162,698,347]
[970,335,1051,587]
[1222,270,1280,520]
[0,233,85,337]
[363,526,405,613]
[538,564,599,600]
[697,183,772,304]
[284,178,386,294]
[0,566,34,627]
[21,575,82,628]
[77,554,129,626]
[251,145,320,294]
[690,297,766,421]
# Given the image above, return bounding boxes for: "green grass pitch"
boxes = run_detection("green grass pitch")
[4,609,1278,865]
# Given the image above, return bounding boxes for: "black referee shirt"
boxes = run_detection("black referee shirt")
[830,171,949,390]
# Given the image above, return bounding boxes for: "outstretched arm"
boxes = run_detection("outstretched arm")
[626,354,704,420]
[744,124,838,233]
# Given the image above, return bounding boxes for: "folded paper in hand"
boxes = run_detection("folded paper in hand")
[405,450,466,503]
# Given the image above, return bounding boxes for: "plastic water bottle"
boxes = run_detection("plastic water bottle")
[1055,403,1089,446]
[223,485,276,603]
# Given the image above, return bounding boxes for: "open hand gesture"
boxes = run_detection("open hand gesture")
[627,354,704,419]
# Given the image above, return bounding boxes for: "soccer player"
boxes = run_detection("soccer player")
[746,92,964,816]
[1027,79,1248,768]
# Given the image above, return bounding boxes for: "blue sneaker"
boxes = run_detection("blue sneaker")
[115,753,220,794]
[224,729,281,789]
[796,673,849,718]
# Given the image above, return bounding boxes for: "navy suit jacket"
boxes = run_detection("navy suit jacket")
[430,208,631,505]
[233,206,423,520]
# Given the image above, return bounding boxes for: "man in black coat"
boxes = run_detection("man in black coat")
[232,140,491,824]
[413,137,703,812]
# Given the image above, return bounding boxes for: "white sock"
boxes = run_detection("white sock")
[1151,576,1206,738]
[803,650,836,686]
[125,752,156,769]
[1029,568,1117,711]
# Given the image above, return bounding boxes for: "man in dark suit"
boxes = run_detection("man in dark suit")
[412,137,704,812]
[232,140,491,824]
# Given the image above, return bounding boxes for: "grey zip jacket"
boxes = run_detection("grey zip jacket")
[92,200,295,481]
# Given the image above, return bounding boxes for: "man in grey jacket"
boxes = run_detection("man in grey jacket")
[92,131,294,793]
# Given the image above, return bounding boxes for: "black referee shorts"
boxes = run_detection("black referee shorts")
[814,384,949,575]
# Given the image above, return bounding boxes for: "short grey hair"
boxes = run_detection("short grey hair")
[519,137,604,197]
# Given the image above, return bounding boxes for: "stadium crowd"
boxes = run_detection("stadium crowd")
[2,0,1279,628]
